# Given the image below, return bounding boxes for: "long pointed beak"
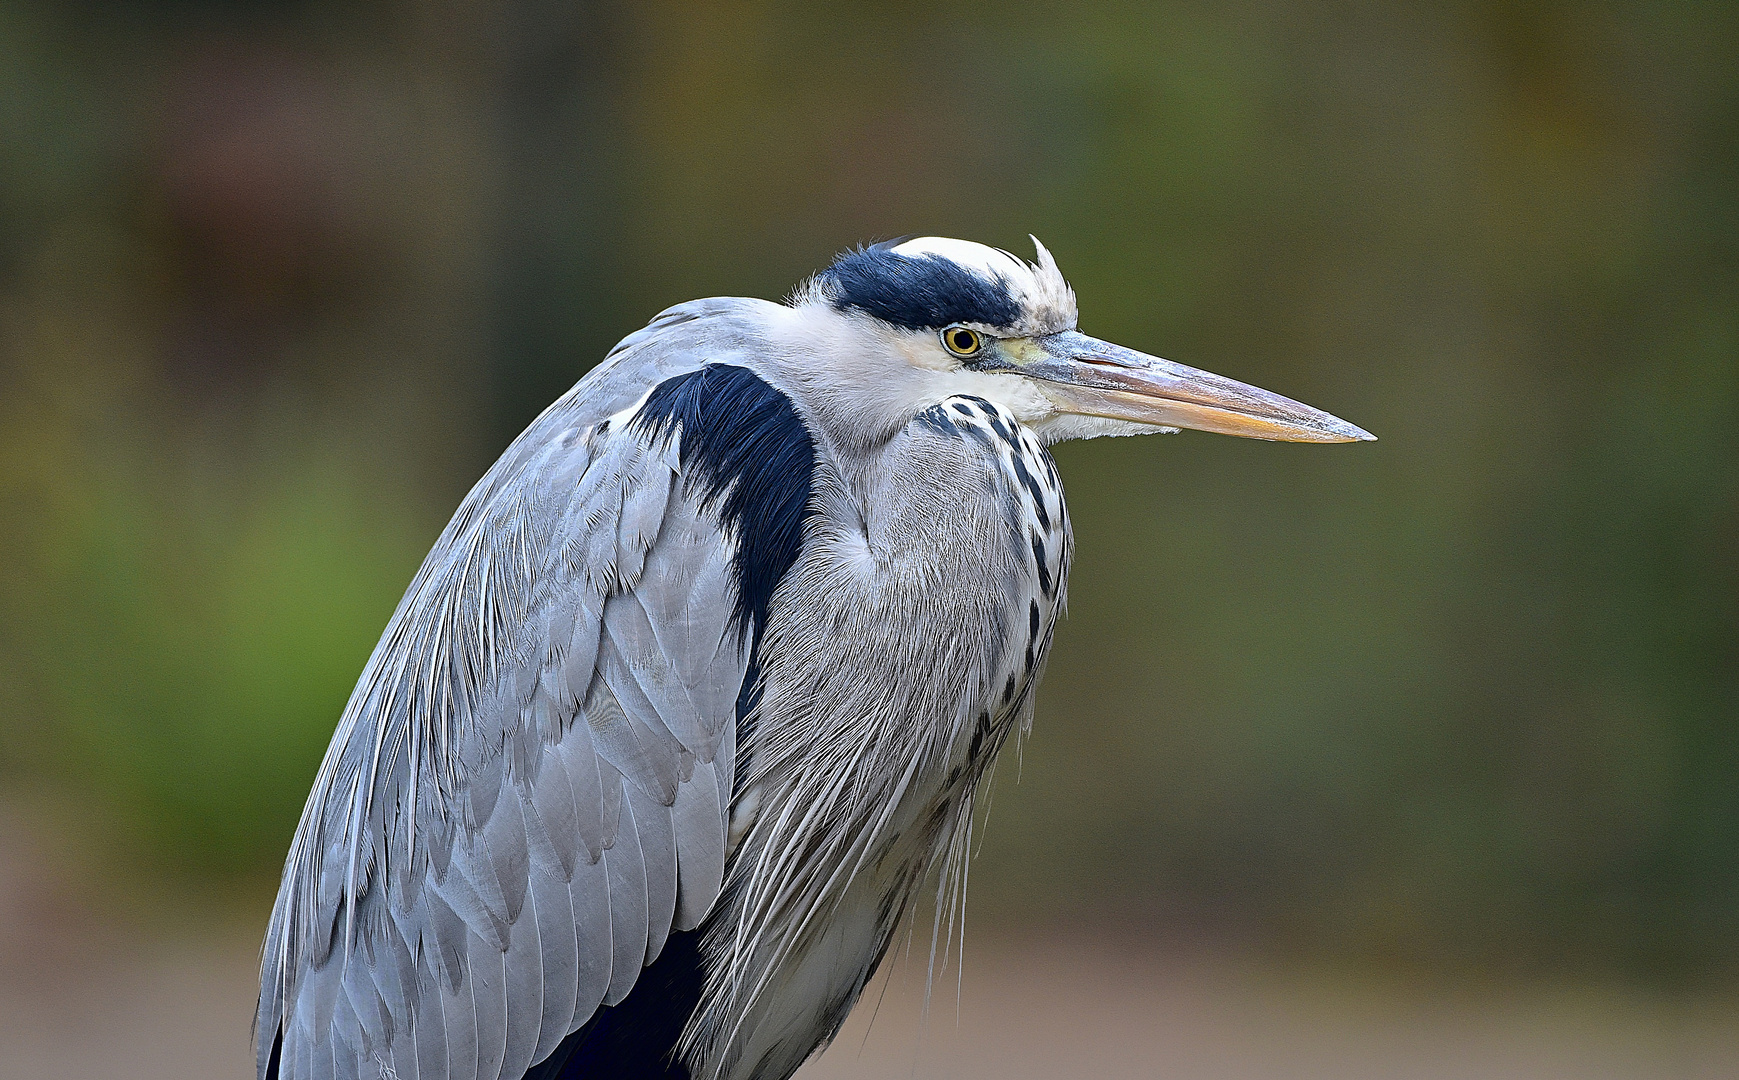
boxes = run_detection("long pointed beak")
[1019,330,1375,443]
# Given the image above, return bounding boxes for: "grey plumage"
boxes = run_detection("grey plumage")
[259,303,754,1079]
[257,238,1372,1080]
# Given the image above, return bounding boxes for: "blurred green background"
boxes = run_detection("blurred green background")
[0,0,1734,1002]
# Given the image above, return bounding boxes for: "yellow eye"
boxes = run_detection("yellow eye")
[941,325,982,358]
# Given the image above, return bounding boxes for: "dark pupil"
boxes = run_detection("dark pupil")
[951,330,974,352]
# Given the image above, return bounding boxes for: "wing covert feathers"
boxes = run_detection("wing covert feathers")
[258,381,750,1080]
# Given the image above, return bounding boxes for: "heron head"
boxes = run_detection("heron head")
[783,236,1374,447]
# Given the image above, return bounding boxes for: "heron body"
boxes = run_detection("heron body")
[258,238,1370,1080]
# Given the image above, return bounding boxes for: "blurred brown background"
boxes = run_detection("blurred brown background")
[0,1,1735,1076]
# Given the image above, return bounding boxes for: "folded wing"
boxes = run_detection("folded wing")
[256,356,749,1080]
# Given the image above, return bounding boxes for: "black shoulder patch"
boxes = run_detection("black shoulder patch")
[820,245,1021,330]
[631,364,817,644]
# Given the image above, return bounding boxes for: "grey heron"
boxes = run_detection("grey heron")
[257,236,1372,1080]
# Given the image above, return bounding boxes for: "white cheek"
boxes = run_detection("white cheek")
[896,334,956,373]
[924,369,1060,424]
[983,378,1062,424]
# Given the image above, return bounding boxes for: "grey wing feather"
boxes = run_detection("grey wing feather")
[627,783,679,965]
[257,302,764,1080]
[469,930,508,1080]
[523,854,579,1066]
[439,947,479,1079]
[672,758,727,932]
[601,793,651,1006]
[564,833,615,1033]
[413,956,450,1080]
[494,798,547,1080]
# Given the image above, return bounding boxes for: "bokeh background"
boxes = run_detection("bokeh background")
[1,1,1736,1076]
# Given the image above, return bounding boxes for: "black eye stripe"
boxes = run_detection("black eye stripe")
[822,246,1021,329]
